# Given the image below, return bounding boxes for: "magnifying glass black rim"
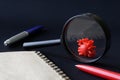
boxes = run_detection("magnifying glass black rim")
[61,13,111,63]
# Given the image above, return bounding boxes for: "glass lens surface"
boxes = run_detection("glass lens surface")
[62,14,109,63]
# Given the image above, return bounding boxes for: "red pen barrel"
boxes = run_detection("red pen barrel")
[75,64,120,80]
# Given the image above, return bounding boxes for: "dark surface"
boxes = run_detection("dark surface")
[0,0,120,80]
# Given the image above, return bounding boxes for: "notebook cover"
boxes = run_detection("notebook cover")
[0,51,70,80]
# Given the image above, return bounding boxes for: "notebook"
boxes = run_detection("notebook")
[0,51,70,80]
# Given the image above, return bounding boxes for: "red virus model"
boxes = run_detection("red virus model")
[77,38,96,58]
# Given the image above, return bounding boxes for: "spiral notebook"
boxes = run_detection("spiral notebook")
[0,51,70,80]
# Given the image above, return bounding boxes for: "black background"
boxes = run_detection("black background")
[0,0,120,80]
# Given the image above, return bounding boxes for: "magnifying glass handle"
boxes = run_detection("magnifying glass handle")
[23,39,61,48]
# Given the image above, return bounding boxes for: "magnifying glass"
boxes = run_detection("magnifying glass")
[23,13,111,63]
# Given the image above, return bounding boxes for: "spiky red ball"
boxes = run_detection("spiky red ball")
[77,38,96,58]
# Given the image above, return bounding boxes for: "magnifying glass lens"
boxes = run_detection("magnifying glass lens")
[62,13,110,63]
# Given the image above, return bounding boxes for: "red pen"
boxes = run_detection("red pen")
[75,64,120,80]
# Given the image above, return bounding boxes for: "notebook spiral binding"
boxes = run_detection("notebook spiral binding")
[35,51,71,80]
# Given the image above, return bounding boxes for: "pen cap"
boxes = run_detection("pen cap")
[61,13,111,63]
[26,25,44,34]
